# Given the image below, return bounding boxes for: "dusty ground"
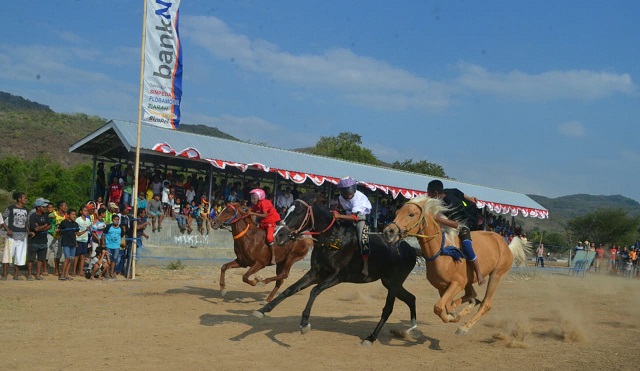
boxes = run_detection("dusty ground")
[0,261,638,371]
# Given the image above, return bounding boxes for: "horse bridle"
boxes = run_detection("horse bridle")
[389,201,441,242]
[280,199,335,238]
[214,204,251,235]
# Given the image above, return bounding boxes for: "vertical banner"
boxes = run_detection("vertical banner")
[143,0,183,129]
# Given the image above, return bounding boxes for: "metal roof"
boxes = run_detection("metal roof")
[69,120,548,218]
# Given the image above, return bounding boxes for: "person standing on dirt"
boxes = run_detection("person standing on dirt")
[535,243,545,268]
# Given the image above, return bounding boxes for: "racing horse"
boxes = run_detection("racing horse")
[383,196,530,335]
[253,191,420,345]
[211,203,312,303]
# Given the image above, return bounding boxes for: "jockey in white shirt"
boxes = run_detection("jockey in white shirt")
[334,176,372,276]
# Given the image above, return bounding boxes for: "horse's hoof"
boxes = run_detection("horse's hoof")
[256,281,266,287]
[361,339,373,346]
[300,324,311,334]
[252,311,265,319]
[220,290,227,297]
[455,327,469,336]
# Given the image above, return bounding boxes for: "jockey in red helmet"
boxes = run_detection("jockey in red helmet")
[248,188,281,265]
[334,176,372,277]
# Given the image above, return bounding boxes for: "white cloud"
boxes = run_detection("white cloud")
[456,63,636,101]
[557,120,585,137]
[181,16,452,111]
[185,113,317,149]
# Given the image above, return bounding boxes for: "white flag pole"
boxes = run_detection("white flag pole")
[130,0,149,279]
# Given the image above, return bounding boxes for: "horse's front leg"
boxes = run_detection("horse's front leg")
[434,283,463,323]
[220,260,240,297]
[253,269,320,318]
[241,262,266,286]
[300,275,342,334]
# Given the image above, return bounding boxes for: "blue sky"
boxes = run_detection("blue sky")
[2,0,639,202]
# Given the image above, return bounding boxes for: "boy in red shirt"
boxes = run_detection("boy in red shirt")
[108,177,123,206]
[248,188,281,265]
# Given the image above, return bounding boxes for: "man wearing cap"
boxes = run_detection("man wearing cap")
[27,198,51,280]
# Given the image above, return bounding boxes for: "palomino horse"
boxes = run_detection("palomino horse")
[211,203,312,302]
[383,196,530,335]
[253,191,419,345]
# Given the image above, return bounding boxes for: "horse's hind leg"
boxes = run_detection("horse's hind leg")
[456,274,502,335]
[253,269,320,318]
[220,260,240,297]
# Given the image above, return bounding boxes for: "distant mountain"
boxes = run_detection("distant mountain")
[519,194,640,234]
[179,123,238,141]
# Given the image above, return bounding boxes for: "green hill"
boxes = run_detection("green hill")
[0,91,238,166]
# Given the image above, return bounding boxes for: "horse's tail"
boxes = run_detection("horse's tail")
[508,236,532,267]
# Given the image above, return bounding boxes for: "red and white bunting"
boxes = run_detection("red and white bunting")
[151,142,548,219]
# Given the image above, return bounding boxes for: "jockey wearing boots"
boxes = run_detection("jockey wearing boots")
[248,188,281,265]
[427,180,486,286]
[334,176,372,276]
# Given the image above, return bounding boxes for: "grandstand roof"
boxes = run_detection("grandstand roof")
[69,120,548,219]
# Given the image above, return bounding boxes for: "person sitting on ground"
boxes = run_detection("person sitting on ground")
[333,176,372,276]
[247,188,281,265]
[427,179,486,286]
[89,240,110,280]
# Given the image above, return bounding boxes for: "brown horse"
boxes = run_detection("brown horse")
[383,196,530,335]
[211,203,312,302]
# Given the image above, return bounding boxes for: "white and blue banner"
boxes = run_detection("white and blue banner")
[142,0,183,129]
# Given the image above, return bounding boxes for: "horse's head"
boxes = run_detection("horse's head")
[274,191,324,245]
[383,196,449,245]
[211,203,246,229]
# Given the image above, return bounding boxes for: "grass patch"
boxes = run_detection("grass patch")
[166,260,185,270]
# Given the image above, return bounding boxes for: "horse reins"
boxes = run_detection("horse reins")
[281,199,336,237]
[215,204,252,239]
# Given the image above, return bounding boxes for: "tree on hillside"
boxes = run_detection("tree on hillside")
[391,159,447,177]
[0,156,91,211]
[311,132,378,165]
[566,208,640,245]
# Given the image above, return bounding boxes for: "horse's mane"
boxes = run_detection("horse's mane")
[407,195,459,243]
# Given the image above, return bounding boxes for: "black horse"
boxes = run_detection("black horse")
[253,191,420,345]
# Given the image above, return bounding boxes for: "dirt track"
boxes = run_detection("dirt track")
[0,263,638,370]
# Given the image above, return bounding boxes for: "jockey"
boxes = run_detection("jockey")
[333,176,372,276]
[427,180,486,285]
[248,188,281,265]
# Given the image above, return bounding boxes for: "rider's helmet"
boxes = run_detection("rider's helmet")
[337,176,357,200]
[249,188,266,202]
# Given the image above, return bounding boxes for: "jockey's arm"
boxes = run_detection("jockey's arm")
[464,194,478,204]
[331,211,359,222]
[248,210,267,219]
[433,214,459,229]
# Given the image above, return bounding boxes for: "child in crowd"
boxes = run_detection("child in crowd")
[89,241,110,280]
[102,214,125,279]
[58,209,79,280]
[74,206,92,277]
[172,197,187,232]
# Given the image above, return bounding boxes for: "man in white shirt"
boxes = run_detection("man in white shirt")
[276,187,294,210]
[333,176,372,276]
